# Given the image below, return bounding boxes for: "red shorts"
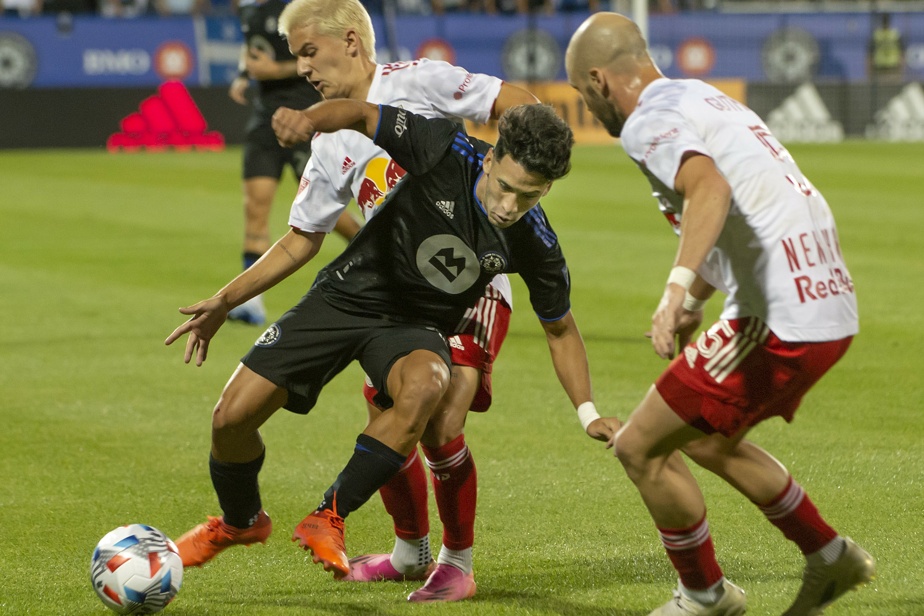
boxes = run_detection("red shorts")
[363,291,511,413]
[656,317,852,437]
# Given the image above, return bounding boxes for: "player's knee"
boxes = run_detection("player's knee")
[391,357,450,421]
[611,427,650,480]
[210,394,251,438]
[421,404,466,448]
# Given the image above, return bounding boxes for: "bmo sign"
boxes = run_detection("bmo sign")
[82,42,193,81]
[84,49,151,76]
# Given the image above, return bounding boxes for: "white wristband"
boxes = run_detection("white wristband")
[667,266,697,291]
[683,292,707,312]
[576,402,601,432]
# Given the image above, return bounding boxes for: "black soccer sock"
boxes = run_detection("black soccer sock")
[243,251,262,271]
[209,450,265,529]
[318,435,406,519]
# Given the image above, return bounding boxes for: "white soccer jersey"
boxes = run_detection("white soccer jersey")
[289,58,511,307]
[621,78,858,342]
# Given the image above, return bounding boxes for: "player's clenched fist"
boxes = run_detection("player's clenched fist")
[273,107,315,147]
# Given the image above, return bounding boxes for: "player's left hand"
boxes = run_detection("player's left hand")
[651,283,686,359]
[586,416,622,443]
[164,296,230,367]
[272,107,315,147]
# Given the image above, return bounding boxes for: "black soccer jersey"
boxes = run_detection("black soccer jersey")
[238,0,320,115]
[312,104,571,334]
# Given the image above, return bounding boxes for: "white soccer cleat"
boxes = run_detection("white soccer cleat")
[648,579,747,616]
[781,537,875,616]
[228,295,266,326]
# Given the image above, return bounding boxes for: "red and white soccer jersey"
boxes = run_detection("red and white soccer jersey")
[288,57,512,310]
[621,78,858,343]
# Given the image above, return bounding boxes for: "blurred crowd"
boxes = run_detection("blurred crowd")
[2,0,922,18]
[0,0,671,20]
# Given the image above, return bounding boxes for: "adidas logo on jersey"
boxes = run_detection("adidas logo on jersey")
[448,336,465,351]
[341,156,356,174]
[435,200,455,219]
[865,82,924,141]
[766,83,843,143]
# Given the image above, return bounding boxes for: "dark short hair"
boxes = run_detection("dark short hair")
[494,104,574,181]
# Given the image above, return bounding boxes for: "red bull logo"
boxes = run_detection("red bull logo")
[357,157,407,215]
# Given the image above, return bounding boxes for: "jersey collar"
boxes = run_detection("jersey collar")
[473,170,488,217]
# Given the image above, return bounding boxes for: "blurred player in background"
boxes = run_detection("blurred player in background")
[167,100,618,602]
[566,12,874,616]
[227,0,360,326]
[267,0,543,601]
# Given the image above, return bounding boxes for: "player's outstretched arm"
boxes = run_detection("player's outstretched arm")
[490,82,541,120]
[273,100,380,148]
[541,311,621,442]
[165,228,324,366]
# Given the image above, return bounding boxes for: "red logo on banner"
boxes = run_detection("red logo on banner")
[107,81,225,152]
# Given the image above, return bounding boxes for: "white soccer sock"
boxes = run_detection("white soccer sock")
[680,577,725,605]
[391,535,431,572]
[436,545,473,574]
[817,536,846,565]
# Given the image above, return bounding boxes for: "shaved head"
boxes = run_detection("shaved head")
[565,12,648,78]
[565,12,661,137]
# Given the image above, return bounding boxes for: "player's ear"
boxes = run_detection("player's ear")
[483,148,495,173]
[344,28,359,57]
[588,67,609,98]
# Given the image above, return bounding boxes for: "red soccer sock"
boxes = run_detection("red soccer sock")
[423,434,477,551]
[378,448,430,540]
[658,515,724,590]
[757,476,838,555]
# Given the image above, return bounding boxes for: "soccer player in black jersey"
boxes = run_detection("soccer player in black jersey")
[166,101,620,584]
[227,0,360,326]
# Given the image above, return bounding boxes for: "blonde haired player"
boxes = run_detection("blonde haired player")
[179,0,546,603]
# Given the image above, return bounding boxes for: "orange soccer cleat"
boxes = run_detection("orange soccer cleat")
[292,509,350,579]
[176,510,272,567]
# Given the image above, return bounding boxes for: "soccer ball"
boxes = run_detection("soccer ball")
[90,524,183,614]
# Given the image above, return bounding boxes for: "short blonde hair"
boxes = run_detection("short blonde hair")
[278,0,376,63]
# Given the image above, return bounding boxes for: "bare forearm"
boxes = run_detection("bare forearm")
[491,83,540,120]
[543,313,593,408]
[216,229,322,308]
[673,156,731,272]
[307,99,379,138]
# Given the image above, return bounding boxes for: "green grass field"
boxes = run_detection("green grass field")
[1,142,922,615]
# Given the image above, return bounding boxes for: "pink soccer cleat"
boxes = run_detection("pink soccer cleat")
[407,563,477,603]
[340,553,434,582]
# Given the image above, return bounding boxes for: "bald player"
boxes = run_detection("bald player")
[566,13,874,616]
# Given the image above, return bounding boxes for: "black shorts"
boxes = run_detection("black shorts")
[242,113,312,181]
[241,293,452,414]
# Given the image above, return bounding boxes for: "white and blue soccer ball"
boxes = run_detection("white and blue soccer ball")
[90,524,183,614]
